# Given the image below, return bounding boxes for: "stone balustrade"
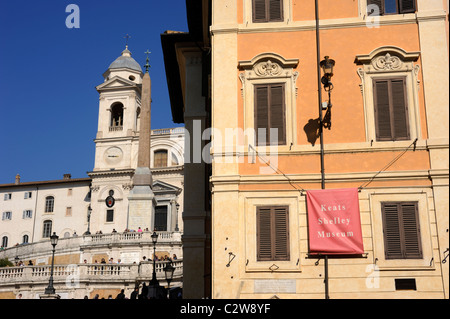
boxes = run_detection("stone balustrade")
[0,231,182,263]
[0,231,183,299]
[0,260,183,286]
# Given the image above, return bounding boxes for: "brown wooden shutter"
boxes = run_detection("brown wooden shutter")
[268,0,283,22]
[274,207,289,260]
[257,207,273,261]
[253,0,267,22]
[253,0,283,22]
[399,0,416,13]
[255,84,286,146]
[255,85,269,146]
[382,202,422,259]
[401,203,422,258]
[269,84,286,145]
[373,78,409,141]
[391,79,410,140]
[367,0,384,15]
[374,80,392,140]
[257,206,290,261]
[382,203,403,259]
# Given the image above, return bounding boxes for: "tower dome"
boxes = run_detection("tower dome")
[108,46,143,73]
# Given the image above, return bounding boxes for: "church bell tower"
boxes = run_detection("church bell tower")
[88,45,146,233]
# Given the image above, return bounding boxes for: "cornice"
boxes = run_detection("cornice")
[211,14,422,35]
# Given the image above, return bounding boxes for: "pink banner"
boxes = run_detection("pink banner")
[307,188,364,255]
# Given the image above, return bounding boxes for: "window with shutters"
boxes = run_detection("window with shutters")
[355,46,421,144]
[370,193,432,270]
[256,206,290,261]
[367,0,416,15]
[239,53,299,149]
[373,78,410,141]
[381,202,422,259]
[252,0,284,23]
[2,211,12,221]
[254,84,286,146]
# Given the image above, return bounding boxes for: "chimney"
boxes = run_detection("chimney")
[15,174,20,185]
[63,174,72,180]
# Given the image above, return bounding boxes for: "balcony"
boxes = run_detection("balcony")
[109,126,123,132]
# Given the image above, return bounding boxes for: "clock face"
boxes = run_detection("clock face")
[104,147,123,165]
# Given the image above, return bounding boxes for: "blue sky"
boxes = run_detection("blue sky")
[0,0,188,183]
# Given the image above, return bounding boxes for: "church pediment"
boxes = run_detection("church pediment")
[96,76,140,92]
[152,180,181,194]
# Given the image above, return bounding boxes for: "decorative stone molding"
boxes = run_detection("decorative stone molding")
[239,52,299,75]
[354,46,422,142]
[372,53,402,71]
[355,46,420,74]
[238,53,299,148]
[122,183,132,190]
[254,60,283,77]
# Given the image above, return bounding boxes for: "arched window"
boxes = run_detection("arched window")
[1,236,7,248]
[110,103,124,128]
[154,150,168,168]
[45,196,54,213]
[43,220,52,238]
[22,235,29,244]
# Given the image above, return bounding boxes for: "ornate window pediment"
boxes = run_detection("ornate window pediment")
[238,53,299,148]
[239,53,299,79]
[354,46,422,143]
[355,46,420,73]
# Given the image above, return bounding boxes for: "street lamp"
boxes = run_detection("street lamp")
[164,261,175,288]
[44,232,59,295]
[84,205,92,235]
[320,56,335,91]
[148,231,161,299]
[164,261,175,299]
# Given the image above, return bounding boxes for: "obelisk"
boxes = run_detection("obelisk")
[127,52,156,231]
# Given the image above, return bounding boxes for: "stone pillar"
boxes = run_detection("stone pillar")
[417,0,449,298]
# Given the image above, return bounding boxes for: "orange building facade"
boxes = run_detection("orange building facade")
[163,0,448,299]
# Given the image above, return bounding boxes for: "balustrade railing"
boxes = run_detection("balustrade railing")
[0,259,183,286]
[85,231,179,245]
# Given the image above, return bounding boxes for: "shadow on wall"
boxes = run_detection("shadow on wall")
[303,106,332,146]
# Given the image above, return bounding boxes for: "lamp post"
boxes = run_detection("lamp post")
[315,0,335,300]
[84,205,92,235]
[44,232,59,295]
[164,261,175,298]
[148,231,161,299]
